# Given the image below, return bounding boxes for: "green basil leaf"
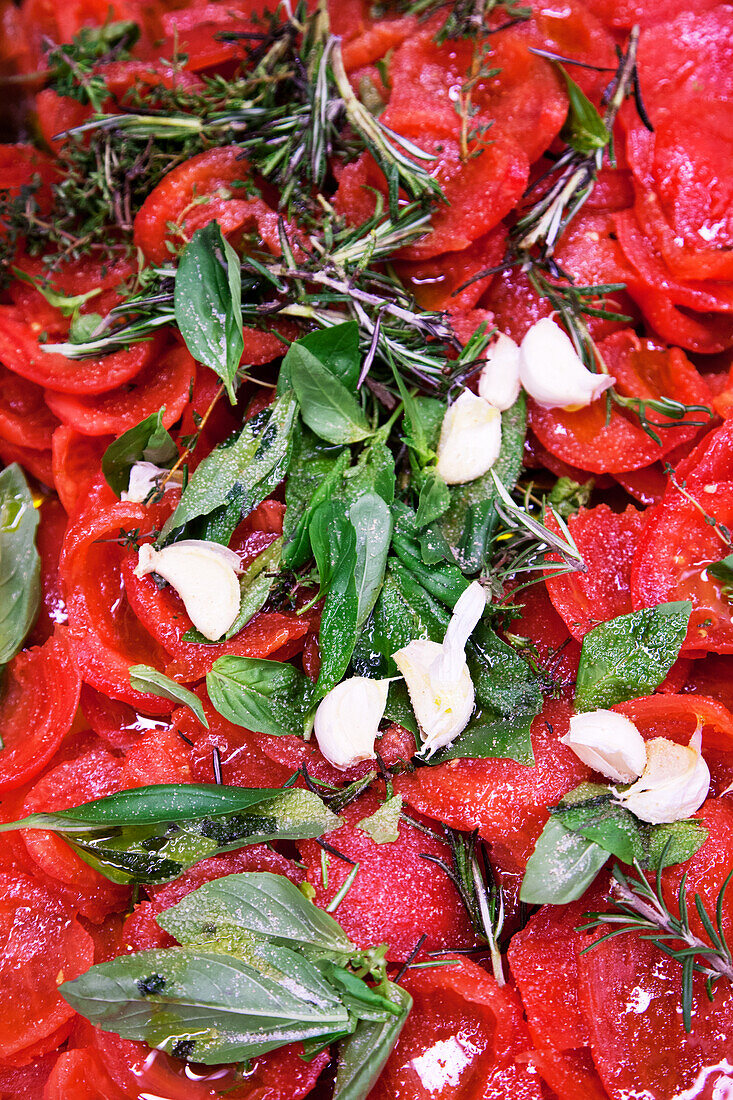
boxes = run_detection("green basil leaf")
[391,504,468,609]
[341,429,396,505]
[69,311,104,344]
[157,872,356,958]
[294,322,361,390]
[60,945,351,1064]
[283,429,349,570]
[350,493,392,629]
[0,464,40,666]
[128,665,209,727]
[356,794,402,844]
[102,409,177,497]
[174,221,244,404]
[310,502,359,695]
[520,817,610,905]
[334,983,412,1100]
[645,819,710,869]
[289,344,371,445]
[574,601,692,712]
[557,64,610,155]
[415,468,450,527]
[159,390,298,544]
[401,393,443,466]
[207,656,314,737]
[708,553,733,603]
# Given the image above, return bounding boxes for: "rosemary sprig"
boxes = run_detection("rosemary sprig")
[385,0,531,39]
[580,859,733,1033]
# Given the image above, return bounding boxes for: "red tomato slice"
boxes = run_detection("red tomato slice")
[0,630,81,793]
[29,497,68,646]
[51,427,111,515]
[394,225,506,312]
[342,17,415,71]
[504,582,581,701]
[80,685,171,752]
[160,6,260,72]
[0,1050,58,1098]
[0,873,94,1061]
[0,143,57,210]
[42,1049,125,1100]
[298,790,476,962]
[545,504,644,640]
[256,720,415,787]
[0,438,53,485]
[613,463,667,506]
[661,797,733,946]
[684,653,733,714]
[529,1048,609,1100]
[372,957,539,1099]
[45,344,195,437]
[0,365,58,450]
[395,699,591,872]
[120,726,192,788]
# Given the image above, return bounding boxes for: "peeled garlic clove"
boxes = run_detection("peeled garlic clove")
[135,539,242,641]
[478,333,521,411]
[616,731,710,824]
[433,581,486,684]
[561,710,647,783]
[121,462,183,503]
[436,390,502,485]
[519,317,615,410]
[313,677,389,770]
[394,638,475,758]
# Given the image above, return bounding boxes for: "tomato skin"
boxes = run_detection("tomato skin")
[0,629,81,792]
[394,226,506,313]
[0,366,58,450]
[29,497,68,646]
[529,1048,609,1100]
[51,427,110,515]
[42,1048,125,1100]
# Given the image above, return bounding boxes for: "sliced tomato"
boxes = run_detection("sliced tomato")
[120,726,192,787]
[395,699,592,872]
[42,1049,125,1100]
[684,652,733,713]
[0,873,94,1061]
[661,797,733,946]
[0,1051,58,1099]
[372,957,539,1099]
[0,438,53,485]
[545,504,644,640]
[257,720,416,787]
[342,16,415,70]
[0,630,81,792]
[503,581,581,701]
[299,790,476,962]
[29,497,68,646]
[394,226,506,312]
[0,366,58,450]
[80,685,171,752]
[0,143,56,211]
[584,0,722,30]
[160,5,260,72]
[51,427,110,515]
[613,463,667,506]
[529,1049,610,1100]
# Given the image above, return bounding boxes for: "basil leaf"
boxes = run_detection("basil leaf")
[574,601,692,712]
[289,344,371,445]
[415,468,450,527]
[334,984,412,1100]
[60,946,351,1064]
[646,819,710,869]
[520,817,610,905]
[357,794,402,844]
[174,221,244,404]
[69,311,104,344]
[557,64,610,155]
[350,493,392,629]
[159,391,297,544]
[0,464,40,666]
[283,430,349,570]
[128,665,209,727]
[294,322,361,390]
[401,393,443,466]
[102,409,177,497]
[310,502,359,695]
[341,429,396,505]
[157,872,356,958]
[391,504,468,609]
[708,553,733,602]
[207,656,314,737]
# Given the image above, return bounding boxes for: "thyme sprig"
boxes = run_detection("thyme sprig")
[580,859,733,1033]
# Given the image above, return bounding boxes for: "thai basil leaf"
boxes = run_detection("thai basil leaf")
[174,221,244,404]
[333,984,412,1100]
[128,665,209,727]
[310,502,359,695]
[157,872,356,958]
[574,601,692,712]
[0,785,339,884]
[60,946,351,1064]
[207,656,315,737]
[391,504,468,609]
[415,468,450,527]
[0,464,40,666]
[350,493,392,629]
[102,409,177,497]
[183,537,284,644]
[159,391,298,544]
[283,430,349,570]
[557,64,610,155]
[289,344,371,445]
[520,817,610,905]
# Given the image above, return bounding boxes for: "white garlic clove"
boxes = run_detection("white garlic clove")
[615,730,711,824]
[313,677,389,770]
[121,461,183,503]
[435,390,502,485]
[134,539,242,641]
[393,638,475,758]
[519,317,616,410]
[478,333,521,411]
[433,581,486,685]
[561,710,647,783]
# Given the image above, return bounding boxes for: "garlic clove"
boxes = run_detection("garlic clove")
[313,677,389,770]
[393,638,475,758]
[478,333,521,411]
[134,539,242,641]
[561,710,647,783]
[121,461,183,503]
[615,730,711,824]
[435,390,502,485]
[433,581,486,685]
[519,317,615,410]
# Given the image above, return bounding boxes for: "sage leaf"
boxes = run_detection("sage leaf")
[207,656,314,737]
[574,601,692,712]
[102,408,177,497]
[709,553,733,603]
[0,464,40,666]
[356,794,402,844]
[350,493,392,629]
[174,221,244,404]
[289,344,371,445]
[128,665,209,727]
[159,390,297,544]
[520,817,610,905]
[334,983,412,1100]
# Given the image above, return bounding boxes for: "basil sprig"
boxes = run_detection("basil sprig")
[0,464,40,667]
[0,784,338,884]
[102,408,177,497]
[60,871,411,1095]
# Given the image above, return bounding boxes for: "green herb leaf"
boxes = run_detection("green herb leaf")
[400,392,443,467]
[283,430,349,570]
[708,554,733,602]
[288,344,372,445]
[102,409,177,497]
[207,656,314,737]
[174,222,244,404]
[415,468,450,527]
[333,983,412,1100]
[310,502,359,695]
[0,785,338,884]
[128,665,209,727]
[356,794,402,844]
[0,464,40,666]
[557,64,610,155]
[159,391,298,544]
[574,601,692,712]
[69,311,104,344]
[293,322,361,391]
[341,429,396,506]
[350,493,392,629]
[547,476,594,519]
[520,817,610,905]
